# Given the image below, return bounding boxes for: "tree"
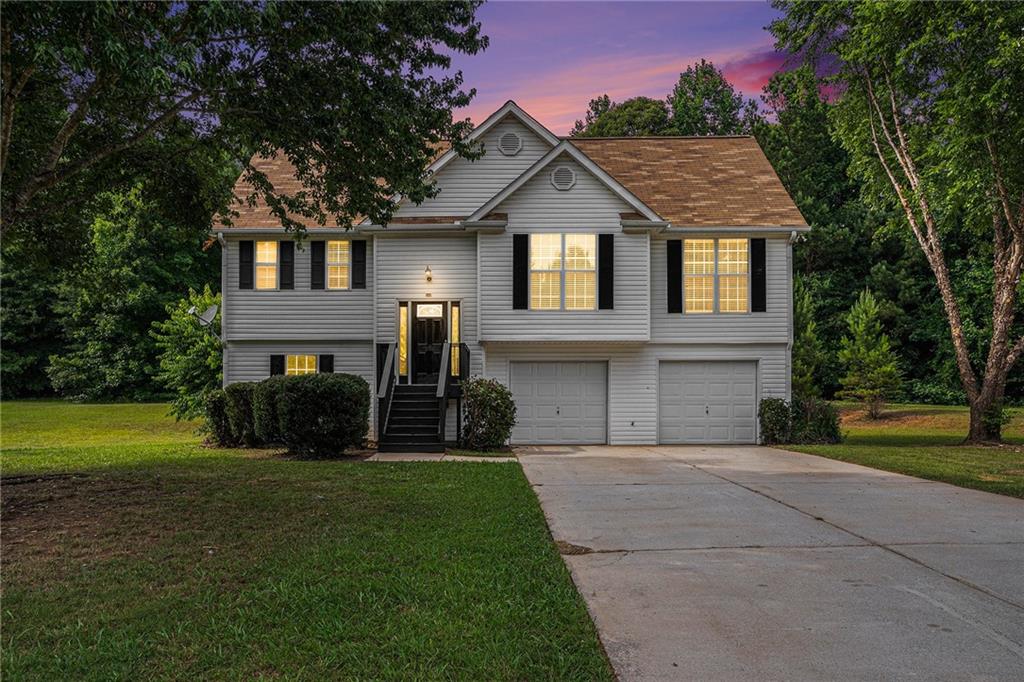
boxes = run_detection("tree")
[772,1,1024,441]
[792,278,823,398]
[838,290,903,419]
[669,59,759,135]
[1,1,488,235]
[571,96,671,137]
[152,286,222,420]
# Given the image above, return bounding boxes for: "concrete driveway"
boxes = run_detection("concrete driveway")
[518,445,1024,681]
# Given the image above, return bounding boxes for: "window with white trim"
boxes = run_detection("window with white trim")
[327,240,350,290]
[683,238,749,314]
[255,241,278,290]
[286,354,317,375]
[529,233,596,310]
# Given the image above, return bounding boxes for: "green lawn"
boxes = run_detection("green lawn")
[1,401,612,681]
[787,402,1024,498]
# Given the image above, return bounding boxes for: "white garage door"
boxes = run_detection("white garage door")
[510,362,607,444]
[659,361,757,444]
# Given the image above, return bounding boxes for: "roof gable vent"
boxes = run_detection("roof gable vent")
[550,165,576,191]
[497,131,522,156]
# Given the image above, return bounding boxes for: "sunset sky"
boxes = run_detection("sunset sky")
[450,1,786,134]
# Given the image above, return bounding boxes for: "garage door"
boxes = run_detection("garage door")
[510,362,607,444]
[659,361,757,444]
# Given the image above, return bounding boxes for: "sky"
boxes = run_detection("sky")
[449,1,787,134]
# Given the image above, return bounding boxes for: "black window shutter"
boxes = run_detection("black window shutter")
[512,233,528,310]
[598,233,614,309]
[319,354,334,373]
[310,241,325,289]
[279,241,294,290]
[751,238,766,312]
[352,240,367,289]
[667,240,683,313]
[270,354,285,376]
[239,240,254,290]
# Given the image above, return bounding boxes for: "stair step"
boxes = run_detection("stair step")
[378,442,446,453]
[387,416,438,426]
[387,425,439,436]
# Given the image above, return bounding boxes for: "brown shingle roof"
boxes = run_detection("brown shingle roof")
[570,137,807,228]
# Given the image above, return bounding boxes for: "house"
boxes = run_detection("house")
[217,101,808,451]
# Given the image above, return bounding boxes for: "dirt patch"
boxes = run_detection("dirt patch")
[556,540,593,555]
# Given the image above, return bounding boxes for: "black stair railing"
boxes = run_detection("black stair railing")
[376,342,396,440]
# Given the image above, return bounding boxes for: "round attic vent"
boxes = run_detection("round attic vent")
[550,165,576,191]
[497,131,522,156]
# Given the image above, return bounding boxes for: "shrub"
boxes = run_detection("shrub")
[461,377,516,450]
[205,389,235,447]
[790,396,842,444]
[225,381,259,446]
[277,373,370,457]
[253,375,289,444]
[758,398,791,445]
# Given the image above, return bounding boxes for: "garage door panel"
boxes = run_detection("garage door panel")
[511,361,607,445]
[659,361,757,444]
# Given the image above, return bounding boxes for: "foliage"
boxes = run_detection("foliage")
[669,59,758,135]
[571,95,671,137]
[253,375,289,445]
[151,287,222,420]
[790,397,841,444]
[204,390,234,447]
[461,377,517,451]
[224,382,259,447]
[758,398,792,445]
[838,290,903,418]
[1,2,488,236]
[792,278,823,398]
[276,373,370,457]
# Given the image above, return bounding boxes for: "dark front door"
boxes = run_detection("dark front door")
[412,303,447,384]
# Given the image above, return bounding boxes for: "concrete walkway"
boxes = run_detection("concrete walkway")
[518,445,1024,681]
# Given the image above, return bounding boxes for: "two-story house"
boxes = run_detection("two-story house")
[217,101,808,451]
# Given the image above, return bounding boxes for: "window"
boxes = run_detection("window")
[398,303,409,378]
[286,354,317,375]
[450,302,460,375]
[255,241,278,290]
[529,233,596,310]
[327,240,350,290]
[683,239,749,314]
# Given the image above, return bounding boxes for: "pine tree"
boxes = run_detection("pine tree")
[838,290,902,418]
[792,279,823,398]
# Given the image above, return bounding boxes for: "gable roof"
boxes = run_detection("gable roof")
[466,140,663,223]
[569,137,807,228]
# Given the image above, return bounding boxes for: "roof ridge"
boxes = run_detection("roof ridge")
[565,135,754,140]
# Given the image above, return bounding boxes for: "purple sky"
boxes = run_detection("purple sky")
[450,1,785,134]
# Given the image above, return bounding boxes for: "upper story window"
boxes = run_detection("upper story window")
[255,241,278,290]
[286,354,317,375]
[530,233,596,310]
[327,240,350,290]
[684,238,749,314]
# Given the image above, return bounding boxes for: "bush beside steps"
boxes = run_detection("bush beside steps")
[206,373,370,458]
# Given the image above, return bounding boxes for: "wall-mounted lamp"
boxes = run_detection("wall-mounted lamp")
[424,266,433,283]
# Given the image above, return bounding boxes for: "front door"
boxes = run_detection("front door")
[412,303,447,384]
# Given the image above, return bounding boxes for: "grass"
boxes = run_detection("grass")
[786,402,1024,498]
[1,401,612,681]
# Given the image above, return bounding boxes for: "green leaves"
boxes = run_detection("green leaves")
[838,289,903,418]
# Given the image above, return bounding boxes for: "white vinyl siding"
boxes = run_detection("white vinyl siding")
[223,237,373,341]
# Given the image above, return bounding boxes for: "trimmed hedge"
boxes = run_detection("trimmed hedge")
[758,396,842,445]
[204,389,235,447]
[253,375,288,445]
[224,381,258,446]
[277,373,370,457]
[461,377,516,451]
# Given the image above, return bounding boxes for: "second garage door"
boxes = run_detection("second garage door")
[510,361,607,444]
[659,361,757,444]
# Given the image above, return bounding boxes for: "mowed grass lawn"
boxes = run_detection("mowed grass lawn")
[787,403,1024,498]
[1,402,612,681]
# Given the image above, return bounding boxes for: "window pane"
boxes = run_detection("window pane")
[565,271,596,310]
[530,234,562,270]
[684,239,714,275]
[719,275,748,313]
[719,239,748,275]
[286,354,317,376]
[685,275,714,313]
[530,271,561,310]
[565,234,595,270]
[450,304,460,375]
[256,265,277,290]
[328,265,349,290]
[327,240,349,265]
[256,241,277,264]
[398,305,408,376]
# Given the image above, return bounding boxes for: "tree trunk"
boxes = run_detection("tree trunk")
[967,392,1000,443]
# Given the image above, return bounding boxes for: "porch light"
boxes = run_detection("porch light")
[425,266,433,283]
